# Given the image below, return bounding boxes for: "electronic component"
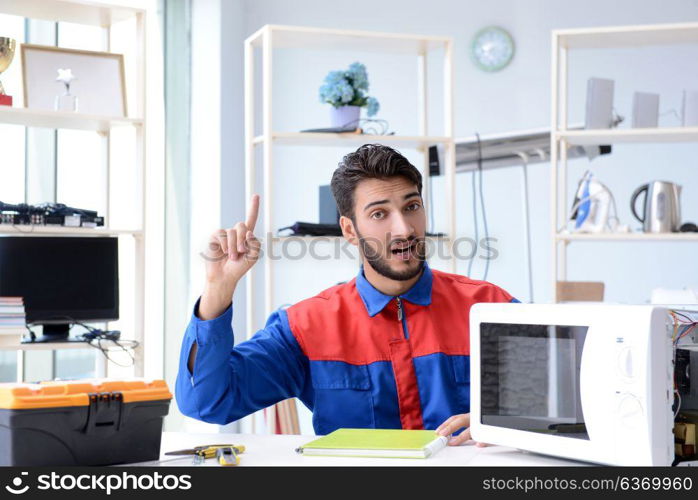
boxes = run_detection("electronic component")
[676,349,691,394]
[0,201,104,228]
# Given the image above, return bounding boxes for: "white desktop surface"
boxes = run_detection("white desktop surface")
[131,432,589,467]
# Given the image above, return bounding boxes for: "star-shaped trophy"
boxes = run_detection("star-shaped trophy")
[54,68,78,112]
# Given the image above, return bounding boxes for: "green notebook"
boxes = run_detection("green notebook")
[296,428,448,459]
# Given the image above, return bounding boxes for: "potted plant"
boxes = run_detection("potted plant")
[319,62,380,128]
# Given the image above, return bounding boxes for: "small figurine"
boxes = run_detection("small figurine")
[55,68,78,112]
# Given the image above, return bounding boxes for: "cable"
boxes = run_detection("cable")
[23,316,139,368]
[339,118,392,135]
[467,165,478,278]
[659,108,682,123]
[476,133,490,281]
[72,320,138,368]
[516,152,534,303]
[674,390,682,419]
[428,170,435,235]
[676,324,697,345]
[673,310,694,323]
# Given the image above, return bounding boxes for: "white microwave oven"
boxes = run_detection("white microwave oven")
[469,303,698,466]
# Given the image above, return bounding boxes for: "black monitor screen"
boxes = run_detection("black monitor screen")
[0,236,119,324]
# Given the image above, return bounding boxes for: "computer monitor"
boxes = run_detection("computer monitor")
[0,236,119,342]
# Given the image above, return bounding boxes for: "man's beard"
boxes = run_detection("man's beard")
[356,227,426,281]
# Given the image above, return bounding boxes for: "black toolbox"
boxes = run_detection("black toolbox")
[0,379,172,466]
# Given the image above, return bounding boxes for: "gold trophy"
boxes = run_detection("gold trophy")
[0,37,16,106]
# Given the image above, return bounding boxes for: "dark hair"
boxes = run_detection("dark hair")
[330,144,423,219]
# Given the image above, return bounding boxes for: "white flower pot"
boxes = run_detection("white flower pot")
[330,105,361,128]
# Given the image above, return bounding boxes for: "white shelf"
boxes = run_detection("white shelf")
[0,106,143,133]
[0,341,96,351]
[555,22,698,49]
[253,132,451,149]
[0,0,143,27]
[0,224,142,237]
[557,232,698,242]
[556,127,698,145]
[247,24,450,54]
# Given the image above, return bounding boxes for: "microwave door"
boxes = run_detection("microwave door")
[480,324,591,440]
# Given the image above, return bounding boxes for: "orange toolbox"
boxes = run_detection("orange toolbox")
[0,379,172,466]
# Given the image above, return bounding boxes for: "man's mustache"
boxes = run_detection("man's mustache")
[360,235,427,259]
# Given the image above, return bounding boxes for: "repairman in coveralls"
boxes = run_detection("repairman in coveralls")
[176,144,518,445]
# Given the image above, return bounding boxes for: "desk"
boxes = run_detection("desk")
[131,432,588,467]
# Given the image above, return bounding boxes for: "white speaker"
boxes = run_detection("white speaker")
[683,90,698,127]
[632,92,659,128]
[585,77,614,129]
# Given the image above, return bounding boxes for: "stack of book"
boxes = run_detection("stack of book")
[0,297,26,346]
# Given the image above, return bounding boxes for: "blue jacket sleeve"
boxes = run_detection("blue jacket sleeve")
[175,298,309,425]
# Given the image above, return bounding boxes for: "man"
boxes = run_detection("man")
[176,144,517,445]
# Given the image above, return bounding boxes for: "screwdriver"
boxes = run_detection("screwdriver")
[216,446,240,466]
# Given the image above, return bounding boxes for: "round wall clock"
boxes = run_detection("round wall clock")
[471,26,515,72]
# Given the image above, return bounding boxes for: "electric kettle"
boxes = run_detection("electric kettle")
[630,181,682,233]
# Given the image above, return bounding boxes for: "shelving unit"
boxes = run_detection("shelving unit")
[556,127,698,145]
[252,132,452,148]
[0,106,142,132]
[0,342,96,352]
[244,24,456,433]
[0,224,142,236]
[0,0,150,380]
[550,21,698,301]
[557,232,698,242]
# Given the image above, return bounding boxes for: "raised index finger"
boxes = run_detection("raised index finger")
[245,194,260,232]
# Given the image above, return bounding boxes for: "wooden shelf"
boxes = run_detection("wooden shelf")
[0,106,143,133]
[555,22,698,49]
[247,24,450,54]
[254,132,451,149]
[0,0,143,27]
[556,127,698,145]
[0,224,143,237]
[557,232,698,242]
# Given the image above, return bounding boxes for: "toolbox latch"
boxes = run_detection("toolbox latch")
[83,391,124,434]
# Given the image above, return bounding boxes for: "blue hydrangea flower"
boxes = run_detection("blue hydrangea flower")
[324,70,346,86]
[347,62,369,91]
[319,62,379,114]
[340,81,355,103]
[320,79,353,106]
[366,96,380,117]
